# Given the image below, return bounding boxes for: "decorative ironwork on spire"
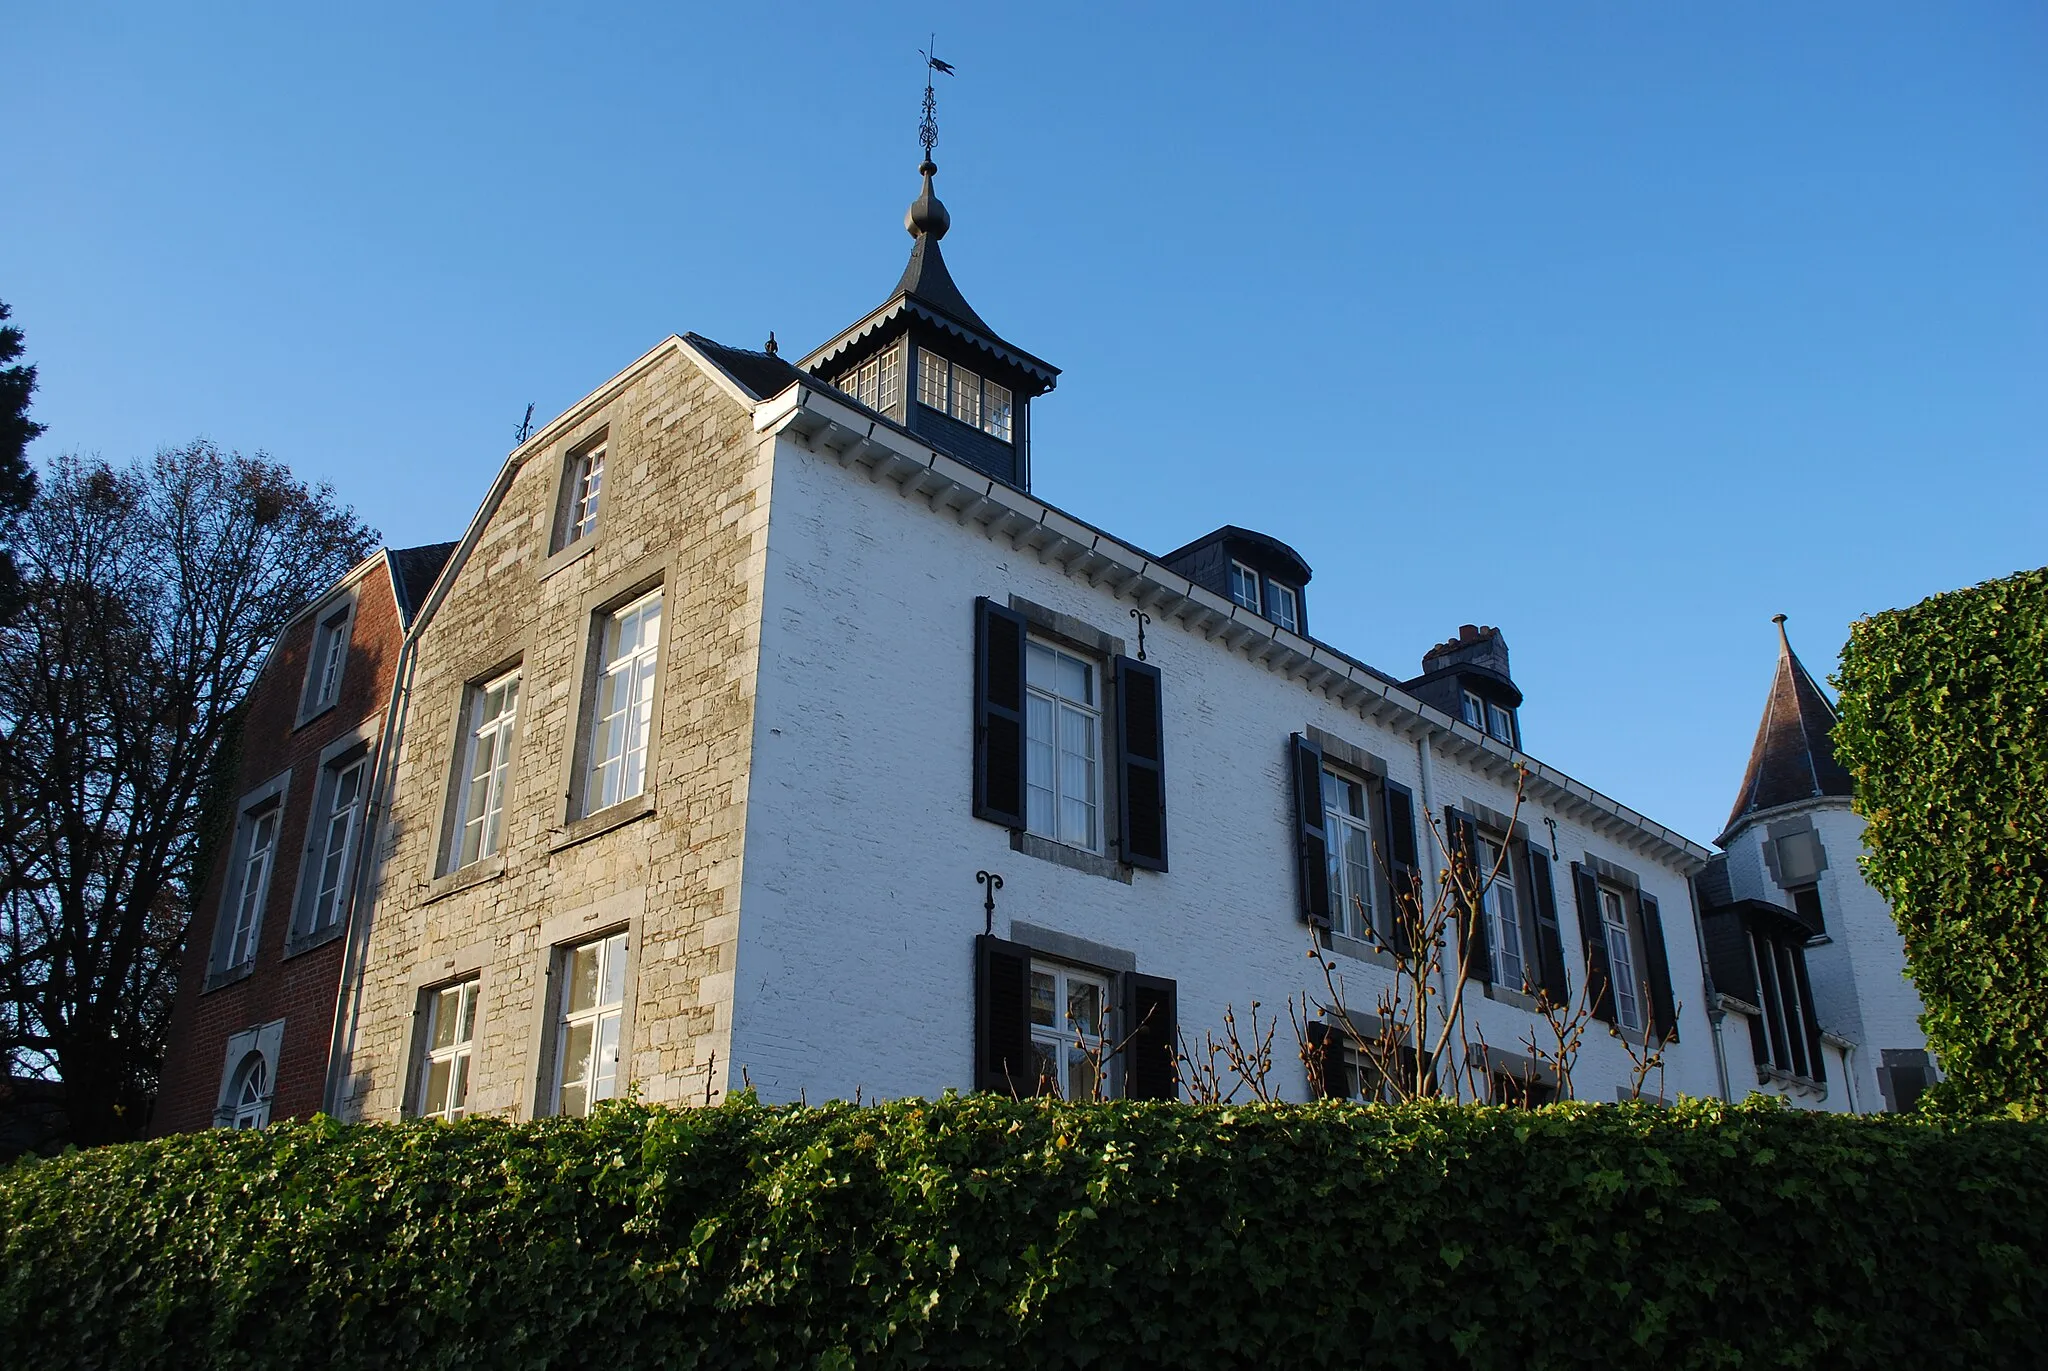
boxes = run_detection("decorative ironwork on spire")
[918,38,953,164]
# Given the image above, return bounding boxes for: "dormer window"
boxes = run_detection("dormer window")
[1487,701,1516,746]
[917,349,1013,443]
[1229,561,1262,613]
[1462,690,1485,728]
[1267,582,1300,633]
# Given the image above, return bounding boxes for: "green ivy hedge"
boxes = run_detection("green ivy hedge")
[1835,565,2048,1111]
[3,1098,2043,1369]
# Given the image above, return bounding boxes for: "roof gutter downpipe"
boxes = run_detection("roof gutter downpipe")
[321,628,420,1116]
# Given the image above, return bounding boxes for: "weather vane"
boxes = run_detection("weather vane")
[918,36,954,162]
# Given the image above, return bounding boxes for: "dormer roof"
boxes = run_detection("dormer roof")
[1724,617,1855,838]
[800,161,1059,395]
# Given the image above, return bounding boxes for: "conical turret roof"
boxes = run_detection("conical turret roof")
[1724,616,1855,838]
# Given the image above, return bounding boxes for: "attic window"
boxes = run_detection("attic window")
[839,349,901,413]
[1267,582,1299,633]
[1228,562,1261,614]
[918,349,1013,442]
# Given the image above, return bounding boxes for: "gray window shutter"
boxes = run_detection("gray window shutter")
[1639,893,1680,1043]
[972,598,1028,830]
[1124,973,1178,1099]
[1114,656,1168,872]
[974,934,1034,1094]
[1291,734,1330,929]
[1446,808,1491,986]
[1571,863,1615,1024]
[1381,780,1420,958]
[1526,849,1571,1008]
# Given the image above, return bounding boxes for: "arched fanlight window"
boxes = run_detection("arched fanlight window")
[229,1051,271,1129]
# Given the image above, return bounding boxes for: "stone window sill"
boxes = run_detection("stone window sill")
[540,532,600,583]
[1010,830,1130,884]
[1757,1062,1829,1099]
[1328,931,1398,972]
[293,700,338,733]
[1483,983,1541,1014]
[283,922,346,960]
[203,962,255,994]
[551,792,656,852]
[426,854,508,903]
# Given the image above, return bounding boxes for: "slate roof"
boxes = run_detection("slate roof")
[388,542,457,629]
[1724,619,1855,836]
[685,334,814,402]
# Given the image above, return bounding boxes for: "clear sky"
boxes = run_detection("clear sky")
[5,3,2042,848]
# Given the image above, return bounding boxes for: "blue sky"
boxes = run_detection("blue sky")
[5,3,2042,847]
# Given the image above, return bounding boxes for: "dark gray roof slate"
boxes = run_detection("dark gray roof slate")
[1725,622,1855,835]
[389,542,457,628]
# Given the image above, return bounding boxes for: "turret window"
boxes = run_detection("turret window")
[917,349,1013,443]
[840,349,902,414]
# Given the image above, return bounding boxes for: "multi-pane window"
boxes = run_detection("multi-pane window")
[1479,837,1526,991]
[554,932,628,1117]
[225,805,281,967]
[839,349,903,413]
[1024,640,1101,851]
[916,348,1014,442]
[305,756,368,932]
[1228,561,1262,613]
[566,443,606,546]
[455,670,520,867]
[305,605,352,714]
[1600,887,1645,1032]
[1267,582,1300,633]
[418,979,478,1122]
[228,1053,270,1129]
[1461,691,1485,729]
[1322,770,1376,940]
[1486,702,1515,745]
[1751,932,1818,1080]
[1028,962,1110,1099]
[585,591,662,815]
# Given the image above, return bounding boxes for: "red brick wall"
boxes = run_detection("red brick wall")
[152,557,406,1136]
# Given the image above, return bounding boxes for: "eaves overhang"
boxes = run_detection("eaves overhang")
[754,384,1712,873]
[799,296,1060,394]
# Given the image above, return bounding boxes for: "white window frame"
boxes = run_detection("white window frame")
[452,668,521,869]
[302,753,368,935]
[984,380,1013,441]
[916,347,1015,443]
[300,599,356,719]
[1028,960,1112,1099]
[1322,768,1376,940]
[584,589,662,816]
[1228,561,1262,614]
[1600,886,1645,1032]
[565,442,606,547]
[1486,701,1515,745]
[1478,836,1527,992]
[1023,638,1104,853]
[1461,690,1486,729]
[217,783,287,973]
[228,1052,271,1129]
[553,931,629,1117]
[212,1019,283,1129]
[418,979,479,1122]
[1267,581,1300,633]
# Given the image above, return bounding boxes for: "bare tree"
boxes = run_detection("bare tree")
[0,444,375,1142]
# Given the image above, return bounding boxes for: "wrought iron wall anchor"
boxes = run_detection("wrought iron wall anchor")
[1129,608,1151,661]
[1543,816,1561,861]
[976,870,1004,936]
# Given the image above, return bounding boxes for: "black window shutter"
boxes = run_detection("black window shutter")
[1305,1020,1349,1099]
[1447,809,1492,986]
[1124,973,1178,1099]
[1526,849,1571,1009]
[1639,893,1680,1043]
[1290,734,1331,929]
[1791,950,1825,1083]
[1571,862,1615,1024]
[974,934,1034,1095]
[973,598,1028,830]
[1381,780,1420,957]
[1114,656,1168,872]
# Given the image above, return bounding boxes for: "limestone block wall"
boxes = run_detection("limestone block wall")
[338,345,771,1122]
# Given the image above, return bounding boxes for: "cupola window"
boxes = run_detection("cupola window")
[918,349,1013,442]
[1228,561,1262,614]
[838,349,902,414]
